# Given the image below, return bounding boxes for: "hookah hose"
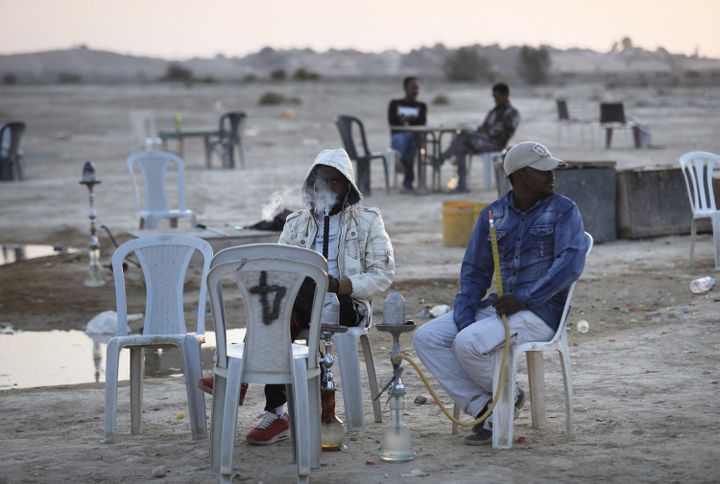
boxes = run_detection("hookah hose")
[393,210,512,428]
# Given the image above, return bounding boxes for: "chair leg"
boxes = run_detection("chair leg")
[526,352,545,429]
[360,333,382,424]
[483,153,492,191]
[334,331,364,431]
[104,338,121,443]
[491,348,516,449]
[382,156,390,194]
[558,347,574,435]
[291,361,311,481]
[605,127,613,149]
[129,347,144,435]
[690,218,697,265]
[356,160,371,196]
[451,404,460,435]
[209,371,227,471]
[307,374,322,469]
[712,213,720,271]
[181,336,207,440]
[220,359,243,481]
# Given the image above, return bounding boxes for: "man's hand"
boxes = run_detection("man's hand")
[493,294,521,317]
[327,275,340,294]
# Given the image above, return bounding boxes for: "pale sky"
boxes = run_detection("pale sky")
[1,0,719,59]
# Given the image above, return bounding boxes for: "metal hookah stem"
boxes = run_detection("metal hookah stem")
[322,212,330,259]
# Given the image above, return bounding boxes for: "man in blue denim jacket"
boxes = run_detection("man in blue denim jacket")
[414,141,589,445]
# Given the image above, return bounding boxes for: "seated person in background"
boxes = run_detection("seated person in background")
[440,82,521,193]
[200,148,395,445]
[414,141,588,445]
[388,76,427,192]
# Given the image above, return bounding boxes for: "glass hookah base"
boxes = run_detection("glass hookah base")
[379,428,415,462]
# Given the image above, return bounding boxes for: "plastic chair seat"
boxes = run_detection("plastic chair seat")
[468,151,504,191]
[104,234,213,444]
[127,151,198,229]
[679,151,720,269]
[335,115,390,196]
[332,324,382,431]
[207,244,328,483]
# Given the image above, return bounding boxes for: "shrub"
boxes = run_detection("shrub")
[432,94,450,105]
[516,45,551,85]
[258,91,286,105]
[270,69,287,81]
[258,92,302,106]
[443,48,494,82]
[292,68,320,81]
[57,72,83,84]
[163,63,193,82]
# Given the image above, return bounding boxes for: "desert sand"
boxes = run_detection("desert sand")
[1,80,719,483]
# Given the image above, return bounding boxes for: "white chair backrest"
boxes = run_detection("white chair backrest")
[127,151,189,214]
[130,111,159,149]
[112,234,213,336]
[207,244,328,380]
[212,242,325,268]
[679,151,720,215]
[548,231,593,344]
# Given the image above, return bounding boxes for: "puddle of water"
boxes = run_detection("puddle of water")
[0,328,246,390]
[0,244,78,265]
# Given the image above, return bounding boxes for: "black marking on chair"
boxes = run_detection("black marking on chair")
[249,271,287,324]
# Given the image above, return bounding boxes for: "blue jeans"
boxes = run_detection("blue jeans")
[392,131,418,189]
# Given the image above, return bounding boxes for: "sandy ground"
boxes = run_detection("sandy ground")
[1,80,720,482]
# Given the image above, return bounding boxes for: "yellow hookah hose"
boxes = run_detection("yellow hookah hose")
[393,209,512,428]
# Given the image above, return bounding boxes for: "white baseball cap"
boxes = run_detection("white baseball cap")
[503,141,565,176]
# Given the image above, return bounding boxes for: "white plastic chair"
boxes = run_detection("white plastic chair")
[679,151,720,270]
[130,111,162,150]
[126,151,198,229]
[332,319,382,431]
[103,234,213,443]
[490,232,593,449]
[207,244,327,483]
[214,244,382,432]
[468,151,504,190]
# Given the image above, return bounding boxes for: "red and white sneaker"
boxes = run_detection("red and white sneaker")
[197,376,248,405]
[246,412,290,445]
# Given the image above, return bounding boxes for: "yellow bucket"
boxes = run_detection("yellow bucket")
[474,202,488,222]
[442,201,475,247]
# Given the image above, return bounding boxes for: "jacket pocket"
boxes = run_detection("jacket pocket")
[345,229,366,260]
[529,224,554,259]
[488,230,511,262]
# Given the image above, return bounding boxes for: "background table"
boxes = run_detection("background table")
[391,125,460,192]
[159,128,219,167]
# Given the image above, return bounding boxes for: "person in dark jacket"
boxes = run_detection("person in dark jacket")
[388,76,427,192]
[440,82,521,192]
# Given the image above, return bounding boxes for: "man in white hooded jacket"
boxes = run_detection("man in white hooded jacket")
[248,148,395,444]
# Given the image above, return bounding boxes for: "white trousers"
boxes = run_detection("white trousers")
[412,307,555,418]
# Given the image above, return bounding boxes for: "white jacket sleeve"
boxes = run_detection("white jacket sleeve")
[348,212,395,298]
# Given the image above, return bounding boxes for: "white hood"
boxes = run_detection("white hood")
[302,148,363,206]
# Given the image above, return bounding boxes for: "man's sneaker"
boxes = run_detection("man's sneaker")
[464,426,492,446]
[246,412,290,445]
[197,376,248,405]
[471,388,526,433]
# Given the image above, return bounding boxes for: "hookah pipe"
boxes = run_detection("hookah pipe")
[391,210,512,429]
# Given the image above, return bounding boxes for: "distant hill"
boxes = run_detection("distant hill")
[1,40,719,83]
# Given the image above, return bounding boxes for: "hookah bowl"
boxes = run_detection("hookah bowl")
[320,323,347,450]
[376,321,416,462]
